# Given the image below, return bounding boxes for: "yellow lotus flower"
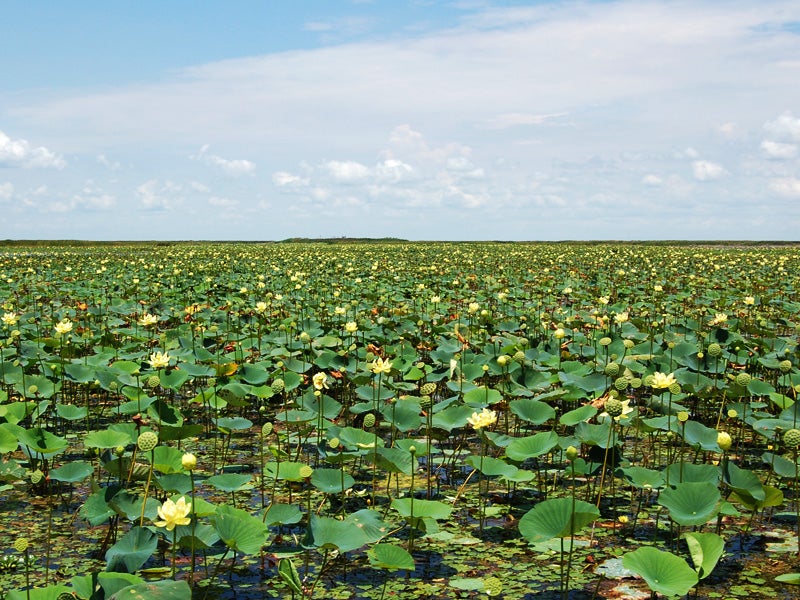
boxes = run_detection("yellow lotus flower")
[744,296,755,306]
[2,312,18,327]
[138,313,158,327]
[149,351,171,369]
[467,407,497,430]
[370,357,393,375]
[255,301,268,314]
[345,321,358,333]
[650,371,676,389]
[54,319,73,335]
[312,372,329,390]
[154,497,192,531]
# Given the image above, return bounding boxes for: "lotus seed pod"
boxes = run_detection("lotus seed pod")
[419,394,432,409]
[299,332,311,344]
[599,337,612,347]
[147,375,160,388]
[735,372,751,387]
[13,538,28,553]
[27,385,38,396]
[328,437,340,449]
[780,360,792,373]
[497,355,509,367]
[513,351,526,364]
[605,398,624,418]
[299,465,313,478]
[137,431,159,452]
[114,445,126,457]
[420,382,437,396]
[604,362,620,377]
[623,339,635,350]
[271,378,285,394]
[727,409,738,419]
[668,383,682,395]
[261,422,273,437]
[207,377,217,387]
[784,428,800,448]
[565,446,579,461]
[677,411,689,423]
[630,378,642,389]
[643,375,655,387]
[519,337,529,347]
[717,431,732,451]
[707,343,722,357]
[181,453,197,470]
[363,413,376,428]
[57,593,75,600]
[30,469,44,484]
[484,576,503,597]
[614,377,629,391]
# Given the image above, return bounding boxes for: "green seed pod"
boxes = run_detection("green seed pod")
[668,383,682,395]
[30,469,44,484]
[299,465,313,478]
[630,378,642,389]
[513,350,526,364]
[137,431,159,452]
[780,360,793,373]
[707,343,722,357]
[623,339,635,350]
[565,446,579,461]
[420,382,437,396]
[605,398,624,417]
[735,372,751,387]
[599,337,612,347]
[13,538,29,553]
[784,428,800,448]
[363,413,376,428]
[604,362,620,377]
[261,422,274,437]
[271,378,285,394]
[328,437,340,449]
[147,375,160,388]
[484,576,503,597]
[614,376,629,391]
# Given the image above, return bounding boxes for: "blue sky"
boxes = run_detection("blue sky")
[1,0,799,240]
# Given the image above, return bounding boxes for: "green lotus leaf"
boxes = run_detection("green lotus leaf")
[518,497,600,543]
[622,546,698,597]
[658,482,720,527]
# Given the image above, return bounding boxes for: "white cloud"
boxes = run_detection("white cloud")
[769,177,800,197]
[272,171,309,187]
[0,182,13,200]
[642,174,662,186]
[375,159,414,183]
[97,154,121,170]
[324,160,370,182]
[692,160,726,181]
[761,140,797,159]
[137,179,182,210]
[764,112,800,141]
[0,130,65,169]
[194,145,255,176]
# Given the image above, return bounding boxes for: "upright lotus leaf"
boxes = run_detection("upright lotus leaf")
[681,420,722,451]
[730,484,783,511]
[509,398,556,425]
[381,398,422,431]
[658,482,720,527]
[722,460,766,504]
[0,424,19,453]
[465,455,518,478]
[762,451,798,479]
[264,461,310,482]
[368,543,415,571]
[151,445,185,474]
[105,526,159,573]
[6,586,72,600]
[463,386,503,408]
[518,497,600,543]
[146,398,184,427]
[49,461,93,483]
[505,430,559,461]
[392,497,452,534]
[374,446,415,475]
[683,532,725,580]
[206,473,253,493]
[310,468,355,493]
[665,462,720,485]
[211,504,268,554]
[431,404,474,432]
[622,546,698,597]
[55,403,88,421]
[85,428,133,450]
[575,422,614,448]
[262,503,303,527]
[310,509,389,552]
[619,466,665,490]
[71,572,143,599]
[16,426,68,455]
[278,558,303,595]
[559,404,597,426]
[215,416,253,432]
[158,368,190,391]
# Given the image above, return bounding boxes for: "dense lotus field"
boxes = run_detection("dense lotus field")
[1,241,800,599]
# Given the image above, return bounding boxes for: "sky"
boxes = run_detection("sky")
[1,0,800,241]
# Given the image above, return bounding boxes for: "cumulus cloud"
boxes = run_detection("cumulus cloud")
[761,140,797,160]
[769,177,800,197]
[0,130,65,169]
[692,160,727,181]
[764,112,800,141]
[642,174,662,186]
[97,154,121,170]
[194,145,255,176]
[208,196,239,207]
[324,160,370,183]
[137,179,182,210]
